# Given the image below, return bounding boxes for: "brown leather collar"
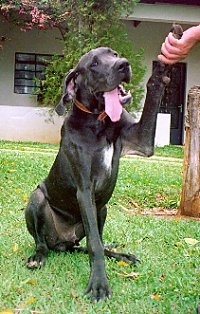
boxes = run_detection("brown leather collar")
[74,98,107,121]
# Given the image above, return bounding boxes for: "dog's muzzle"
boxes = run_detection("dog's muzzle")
[115,58,131,83]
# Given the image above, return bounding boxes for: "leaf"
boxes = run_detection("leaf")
[22,297,36,306]
[8,169,16,173]
[23,194,29,202]
[184,238,199,246]
[0,310,14,314]
[117,260,129,267]
[159,273,166,281]
[136,238,144,244]
[175,216,182,222]
[118,271,139,279]
[174,241,183,247]
[150,293,161,301]
[71,289,78,299]
[12,243,19,252]
[136,236,149,243]
[23,278,37,285]
[15,188,22,194]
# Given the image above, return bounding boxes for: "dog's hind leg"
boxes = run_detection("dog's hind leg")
[97,206,140,264]
[25,187,50,268]
[72,205,107,254]
[75,205,140,264]
[104,249,140,264]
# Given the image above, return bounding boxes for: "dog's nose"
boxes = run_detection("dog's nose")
[117,59,130,73]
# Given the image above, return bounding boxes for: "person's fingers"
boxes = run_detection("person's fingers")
[160,42,179,59]
[157,54,178,64]
[163,37,181,54]
[167,32,180,46]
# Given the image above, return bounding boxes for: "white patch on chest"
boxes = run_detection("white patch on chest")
[102,143,114,172]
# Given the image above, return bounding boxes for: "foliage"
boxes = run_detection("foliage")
[0,141,199,313]
[40,0,145,111]
[0,0,59,30]
[0,0,145,111]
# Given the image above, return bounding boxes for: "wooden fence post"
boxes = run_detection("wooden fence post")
[179,85,200,217]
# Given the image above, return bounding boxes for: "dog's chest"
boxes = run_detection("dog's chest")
[101,143,114,172]
[94,142,117,194]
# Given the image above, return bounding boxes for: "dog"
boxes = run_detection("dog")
[25,47,169,301]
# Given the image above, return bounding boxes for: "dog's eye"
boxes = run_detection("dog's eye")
[90,61,98,68]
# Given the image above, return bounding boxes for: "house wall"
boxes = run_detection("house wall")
[125,20,200,99]
[0,18,64,143]
[0,105,63,143]
[0,18,64,107]
[1,10,200,145]
[125,20,200,145]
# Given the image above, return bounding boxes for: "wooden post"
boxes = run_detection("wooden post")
[179,86,200,217]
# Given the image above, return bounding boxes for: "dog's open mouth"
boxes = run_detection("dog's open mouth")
[103,85,132,122]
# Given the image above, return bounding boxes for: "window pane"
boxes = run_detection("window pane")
[15,71,35,79]
[16,63,35,71]
[36,55,52,63]
[16,53,35,62]
[14,86,35,94]
[36,64,46,71]
[14,53,54,94]
[15,79,36,87]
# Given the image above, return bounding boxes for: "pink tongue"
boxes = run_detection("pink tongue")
[103,88,122,122]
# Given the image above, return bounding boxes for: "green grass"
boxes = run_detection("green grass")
[0,142,199,313]
[155,145,184,159]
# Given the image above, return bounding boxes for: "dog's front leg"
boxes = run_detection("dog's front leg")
[121,63,171,157]
[76,189,111,301]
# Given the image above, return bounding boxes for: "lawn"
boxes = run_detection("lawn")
[0,142,199,314]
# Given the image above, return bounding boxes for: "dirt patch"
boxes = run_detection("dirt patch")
[118,203,200,221]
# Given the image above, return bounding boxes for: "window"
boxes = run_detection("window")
[14,53,52,94]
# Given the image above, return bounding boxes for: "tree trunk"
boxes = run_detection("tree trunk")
[179,85,200,217]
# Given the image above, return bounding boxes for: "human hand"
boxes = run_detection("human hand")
[158,25,200,64]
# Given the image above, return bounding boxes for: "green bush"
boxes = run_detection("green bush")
[39,0,145,112]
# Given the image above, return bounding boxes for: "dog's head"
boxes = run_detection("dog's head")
[56,47,132,122]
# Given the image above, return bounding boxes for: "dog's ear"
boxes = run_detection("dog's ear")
[55,69,78,116]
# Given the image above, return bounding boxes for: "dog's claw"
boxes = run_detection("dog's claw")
[85,274,112,302]
[26,254,45,269]
[119,253,140,264]
[85,288,112,303]
[104,249,140,264]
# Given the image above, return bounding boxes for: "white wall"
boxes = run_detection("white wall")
[127,3,200,25]
[0,18,64,143]
[0,18,64,107]
[125,20,200,102]
[155,113,171,146]
[0,105,64,143]
[1,14,200,144]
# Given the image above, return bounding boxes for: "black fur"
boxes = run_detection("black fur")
[25,47,169,301]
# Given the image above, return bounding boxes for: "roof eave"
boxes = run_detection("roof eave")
[125,3,200,25]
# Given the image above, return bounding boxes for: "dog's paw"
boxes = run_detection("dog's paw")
[85,275,112,302]
[26,254,46,269]
[118,253,140,264]
[104,249,140,264]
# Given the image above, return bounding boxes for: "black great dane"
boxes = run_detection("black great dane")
[25,47,171,301]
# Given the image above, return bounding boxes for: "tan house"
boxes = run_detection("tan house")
[0,0,200,144]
